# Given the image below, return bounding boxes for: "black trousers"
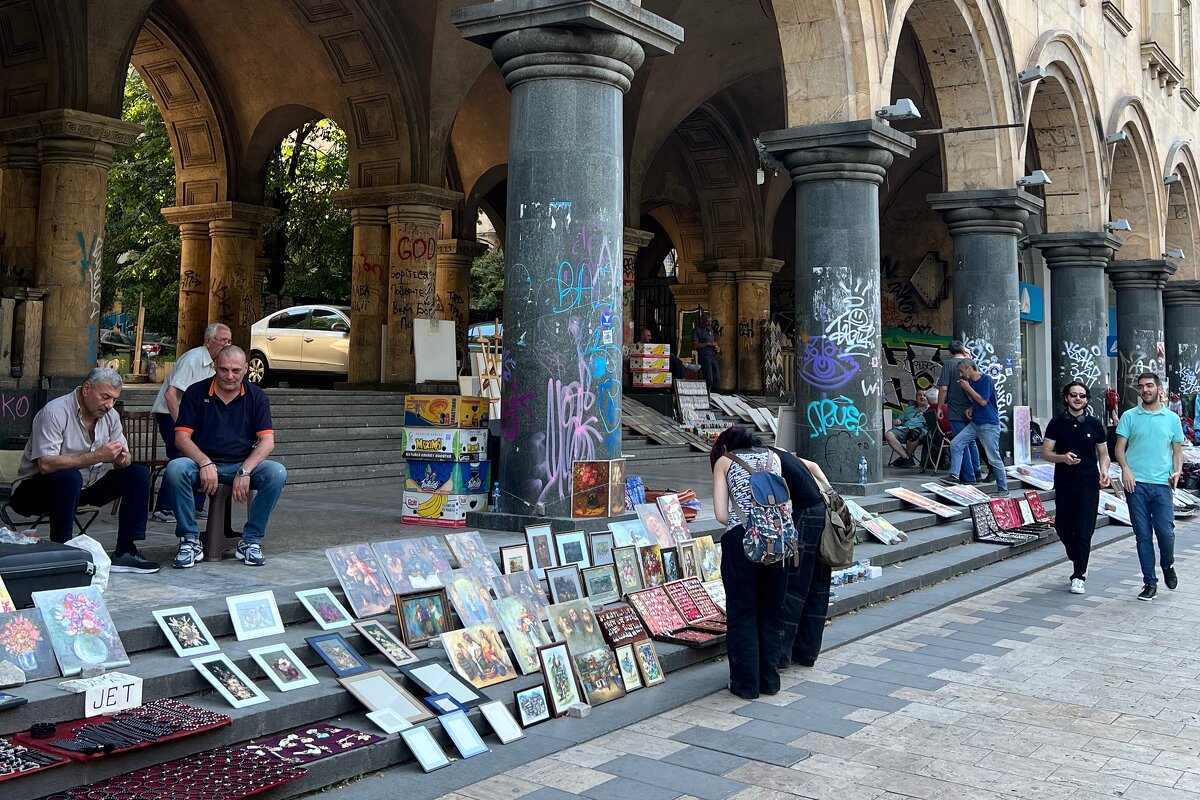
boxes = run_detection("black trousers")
[1054,483,1100,580]
[720,524,787,698]
[11,465,149,546]
[780,503,832,667]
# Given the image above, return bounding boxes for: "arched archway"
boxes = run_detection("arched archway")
[1164,139,1200,280]
[1106,97,1162,260]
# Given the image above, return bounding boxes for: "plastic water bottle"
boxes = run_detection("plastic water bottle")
[491,482,501,511]
[858,456,868,485]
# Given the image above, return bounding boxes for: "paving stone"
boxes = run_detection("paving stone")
[598,754,747,800]
[874,648,982,672]
[790,682,909,712]
[522,789,593,800]
[671,724,810,767]
[578,777,679,800]
[909,634,1014,658]
[971,610,1062,628]
[831,662,948,692]
[662,745,751,776]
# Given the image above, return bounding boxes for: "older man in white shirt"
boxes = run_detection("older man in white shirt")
[149,322,231,521]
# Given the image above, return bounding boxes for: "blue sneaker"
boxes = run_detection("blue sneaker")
[173,539,201,569]
[236,540,265,566]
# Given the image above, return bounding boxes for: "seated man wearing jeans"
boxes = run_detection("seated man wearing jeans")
[163,346,287,569]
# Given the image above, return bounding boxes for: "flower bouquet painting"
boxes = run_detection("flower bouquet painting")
[0,609,60,681]
[32,586,130,676]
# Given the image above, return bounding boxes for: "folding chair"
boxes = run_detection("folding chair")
[920,410,951,474]
[0,450,100,534]
[119,411,170,512]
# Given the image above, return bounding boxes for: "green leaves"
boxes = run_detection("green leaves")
[470,248,504,313]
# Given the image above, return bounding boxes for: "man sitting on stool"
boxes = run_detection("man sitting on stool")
[163,346,287,569]
[9,367,160,573]
[884,391,930,468]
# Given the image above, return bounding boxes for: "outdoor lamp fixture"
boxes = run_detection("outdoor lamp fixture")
[1105,131,1129,144]
[1016,170,1051,187]
[1165,173,1183,186]
[1018,66,1046,84]
[1165,248,1186,259]
[875,99,920,121]
[1104,219,1132,232]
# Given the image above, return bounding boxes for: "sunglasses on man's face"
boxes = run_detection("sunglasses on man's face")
[1067,392,1089,399]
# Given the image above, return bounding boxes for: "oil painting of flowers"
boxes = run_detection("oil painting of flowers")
[0,609,60,681]
[32,586,130,676]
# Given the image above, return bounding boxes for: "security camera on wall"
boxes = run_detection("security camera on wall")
[1104,219,1132,232]
[1016,170,1051,187]
[874,99,920,121]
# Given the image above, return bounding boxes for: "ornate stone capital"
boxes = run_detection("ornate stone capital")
[1106,259,1177,290]
[0,109,142,147]
[1029,231,1123,269]
[161,202,277,227]
[350,207,389,226]
[1162,280,1200,307]
[623,227,654,253]
[758,120,915,187]
[927,189,1043,237]
[333,184,462,211]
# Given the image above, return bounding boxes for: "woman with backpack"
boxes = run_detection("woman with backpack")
[710,426,794,699]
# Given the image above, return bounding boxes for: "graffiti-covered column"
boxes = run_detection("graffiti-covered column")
[697,264,738,392]
[1029,232,1121,417]
[759,121,914,486]
[928,190,1041,451]
[207,204,276,351]
[162,206,220,351]
[1162,280,1200,417]
[1107,260,1175,411]
[455,0,682,515]
[347,207,389,384]
[436,238,488,367]
[736,261,783,393]
[622,228,653,347]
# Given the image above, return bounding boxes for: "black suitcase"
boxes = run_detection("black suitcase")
[0,541,94,609]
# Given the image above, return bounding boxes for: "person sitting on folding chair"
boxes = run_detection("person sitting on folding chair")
[884,391,929,468]
[9,367,160,574]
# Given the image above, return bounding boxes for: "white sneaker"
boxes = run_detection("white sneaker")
[1070,578,1085,594]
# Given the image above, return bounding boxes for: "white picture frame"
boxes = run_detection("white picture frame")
[401,726,451,772]
[247,643,319,692]
[226,591,285,641]
[295,587,355,630]
[192,654,269,708]
[366,707,413,735]
[478,699,525,744]
[439,708,489,758]
[152,606,220,658]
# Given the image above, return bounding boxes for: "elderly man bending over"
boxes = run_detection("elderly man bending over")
[9,367,159,573]
[163,346,287,569]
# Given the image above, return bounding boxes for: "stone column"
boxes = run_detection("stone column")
[1163,280,1200,417]
[760,121,914,487]
[455,0,682,516]
[436,238,488,367]
[1029,232,1121,418]
[162,205,221,351]
[696,264,738,392]
[1107,260,1175,411]
[348,207,389,384]
[928,190,1042,451]
[737,260,783,393]
[622,227,653,346]
[208,220,257,350]
[0,144,39,287]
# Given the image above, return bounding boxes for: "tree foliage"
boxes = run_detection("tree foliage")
[470,248,504,313]
[103,69,180,335]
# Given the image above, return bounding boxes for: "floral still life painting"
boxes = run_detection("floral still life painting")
[32,586,130,676]
[0,609,60,681]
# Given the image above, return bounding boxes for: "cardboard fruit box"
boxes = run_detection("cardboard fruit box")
[401,491,487,527]
[403,395,490,428]
[631,371,672,387]
[404,460,490,495]
[631,343,671,356]
[630,355,670,371]
[401,428,488,462]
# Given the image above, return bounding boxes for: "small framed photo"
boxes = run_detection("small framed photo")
[401,661,484,708]
[353,619,419,667]
[678,541,700,579]
[296,588,354,630]
[660,546,682,583]
[546,564,584,604]
[638,544,665,588]
[589,532,615,566]
[248,643,319,692]
[424,692,468,715]
[401,726,450,772]
[634,638,666,686]
[439,708,489,759]
[536,642,584,717]
[581,565,621,606]
[554,530,591,569]
[614,644,643,692]
[338,669,433,722]
[514,684,551,727]
[192,653,269,708]
[394,589,453,648]
[479,699,524,744]
[152,606,219,658]
[226,591,285,641]
[306,632,371,677]
[525,524,557,578]
[366,707,412,735]
[499,544,532,575]
[612,546,644,596]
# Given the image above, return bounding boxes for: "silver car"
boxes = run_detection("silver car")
[247,304,351,385]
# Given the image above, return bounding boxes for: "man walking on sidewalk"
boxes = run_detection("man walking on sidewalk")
[1115,371,1185,600]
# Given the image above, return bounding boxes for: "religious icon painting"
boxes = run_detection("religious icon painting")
[226,591,285,642]
[524,524,557,579]
[32,586,130,676]
[607,519,652,548]
[573,647,626,706]
[536,642,585,717]
[372,536,454,593]
[499,544,532,575]
[152,605,219,658]
[306,632,371,678]
[445,531,500,580]
[247,643,319,692]
[677,541,700,579]
[612,546,644,597]
[638,544,665,588]
[554,530,591,570]
[546,598,606,655]
[654,493,691,542]
[588,531,615,567]
[514,684,551,727]
[545,564,584,605]
[0,608,60,681]
[634,504,675,549]
[581,565,621,606]
[692,535,722,582]
[353,618,420,667]
[438,568,496,627]
[395,589,453,648]
[326,544,395,618]
[192,653,269,708]
[494,596,552,675]
[614,643,642,692]
[634,638,666,686]
[659,547,682,583]
[295,588,354,630]
[440,623,517,689]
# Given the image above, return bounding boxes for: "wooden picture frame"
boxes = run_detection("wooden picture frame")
[612,545,644,596]
[659,546,682,583]
[554,530,591,570]
[499,544,532,575]
[638,544,665,588]
[306,632,371,677]
[524,524,557,579]
[394,589,453,648]
[338,669,433,722]
[588,531,616,566]
[514,684,551,727]
[581,565,621,606]
[677,541,700,579]
[614,643,643,692]
[545,564,584,604]
[536,642,585,717]
[634,638,666,686]
[353,618,420,667]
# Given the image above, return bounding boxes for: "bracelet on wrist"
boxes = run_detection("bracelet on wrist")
[198,461,213,469]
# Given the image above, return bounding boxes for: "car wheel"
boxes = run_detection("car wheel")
[247,352,271,386]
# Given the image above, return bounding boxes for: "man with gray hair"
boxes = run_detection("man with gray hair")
[149,322,232,522]
[9,368,160,573]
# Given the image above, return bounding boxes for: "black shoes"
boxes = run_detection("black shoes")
[939,475,962,486]
[1165,566,1178,590]
[110,547,161,574]
[1138,585,1157,601]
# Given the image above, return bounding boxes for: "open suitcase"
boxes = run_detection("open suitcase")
[0,541,94,609]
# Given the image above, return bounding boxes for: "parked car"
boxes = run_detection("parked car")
[99,329,136,359]
[140,333,176,360]
[248,304,351,385]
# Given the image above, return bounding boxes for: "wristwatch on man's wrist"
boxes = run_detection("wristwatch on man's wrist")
[236,467,250,478]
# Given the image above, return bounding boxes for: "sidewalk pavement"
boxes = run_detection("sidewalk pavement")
[320,516,1200,800]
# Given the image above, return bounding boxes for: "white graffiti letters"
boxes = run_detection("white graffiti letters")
[1063,341,1101,385]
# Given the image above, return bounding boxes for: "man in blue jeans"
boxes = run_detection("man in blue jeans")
[937,341,980,482]
[1115,371,1185,601]
[942,361,1008,496]
[163,346,287,569]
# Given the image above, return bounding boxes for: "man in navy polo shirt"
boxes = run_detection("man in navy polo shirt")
[162,346,287,569]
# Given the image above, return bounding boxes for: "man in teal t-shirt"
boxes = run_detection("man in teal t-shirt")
[1115,371,1185,601]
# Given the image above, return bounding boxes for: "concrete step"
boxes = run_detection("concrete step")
[283,464,408,487]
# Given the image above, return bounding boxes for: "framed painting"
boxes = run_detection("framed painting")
[524,524,557,579]
[499,544,531,575]
[546,597,606,655]
[395,590,453,648]
[607,519,652,548]
[659,547,682,583]
[614,643,643,692]
[372,537,453,593]
[693,535,721,582]
[353,618,420,667]
[326,544,394,618]
[655,493,690,543]
[677,541,700,579]
[226,591,285,642]
[32,586,130,676]
[152,606,219,659]
[306,632,371,677]
[493,596,553,675]
[400,661,485,708]
[248,643,319,692]
[638,545,666,588]
[438,568,496,627]
[445,531,500,580]
[573,647,626,706]
[0,608,59,681]
[295,588,354,630]
[0,575,13,613]
[634,638,666,686]
[612,546,644,597]
[581,565,621,606]
[491,571,551,613]
[339,669,432,722]
[192,653,269,708]
[440,623,517,689]
[554,530,591,570]
[545,564,584,604]
[634,503,675,548]
[514,684,551,727]
[537,642,585,717]
[588,531,615,567]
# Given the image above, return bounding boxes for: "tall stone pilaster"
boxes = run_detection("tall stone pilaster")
[928,190,1041,449]
[1029,232,1121,418]
[760,121,914,486]
[622,227,653,346]
[1107,259,1176,411]
[436,238,488,366]
[162,205,223,351]
[696,264,737,392]
[205,204,276,351]
[455,0,682,516]
[1163,280,1200,416]
[737,260,783,393]
[346,207,389,384]
[0,143,39,287]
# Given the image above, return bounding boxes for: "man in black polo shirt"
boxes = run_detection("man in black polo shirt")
[1041,381,1110,594]
[162,346,287,569]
